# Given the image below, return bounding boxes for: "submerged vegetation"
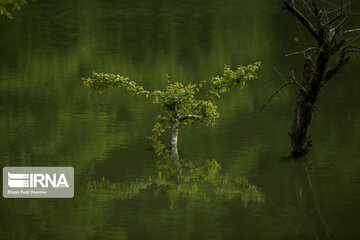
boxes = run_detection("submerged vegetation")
[84,63,262,208]
[83,63,260,164]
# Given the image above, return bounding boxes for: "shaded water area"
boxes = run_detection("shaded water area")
[1,0,360,239]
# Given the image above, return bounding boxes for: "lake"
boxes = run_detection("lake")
[0,0,360,239]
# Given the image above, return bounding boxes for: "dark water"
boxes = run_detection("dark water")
[1,0,360,239]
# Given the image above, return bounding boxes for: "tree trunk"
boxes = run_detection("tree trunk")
[290,93,317,157]
[283,0,357,157]
[290,53,328,157]
[171,121,180,166]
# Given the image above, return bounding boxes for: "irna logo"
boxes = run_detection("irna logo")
[3,167,74,198]
[8,172,69,188]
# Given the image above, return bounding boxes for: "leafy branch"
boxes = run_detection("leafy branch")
[83,62,260,162]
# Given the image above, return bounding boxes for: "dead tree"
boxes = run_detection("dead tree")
[263,0,360,157]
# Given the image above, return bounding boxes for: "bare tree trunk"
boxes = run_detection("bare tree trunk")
[282,0,358,157]
[169,114,200,165]
[290,52,328,157]
[171,121,180,165]
[290,95,316,157]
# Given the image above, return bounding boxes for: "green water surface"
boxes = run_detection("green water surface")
[1,0,360,239]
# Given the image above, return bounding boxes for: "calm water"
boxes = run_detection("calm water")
[1,0,360,239]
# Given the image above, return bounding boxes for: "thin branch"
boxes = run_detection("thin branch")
[179,115,201,122]
[309,0,322,18]
[270,64,288,83]
[326,13,345,25]
[346,36,360,42]
[289,70,307,93]
[345,28,360,34]
[334,15,347,35]
[343,46,360,54]
[285,47,318,57]
[332,39,346,53]
[258,82,294,113]
[283,1,320,42]
[326,47,352,81]
[259,68,307,113]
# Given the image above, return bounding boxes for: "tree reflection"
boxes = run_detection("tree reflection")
[292,158,331,240]
[88,159,264,208]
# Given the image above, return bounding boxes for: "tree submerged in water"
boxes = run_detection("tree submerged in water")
[83,62,260,165]
[261,0,360,157]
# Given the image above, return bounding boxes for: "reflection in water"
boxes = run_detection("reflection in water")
[88,159,264,208]
[292,158,331,240]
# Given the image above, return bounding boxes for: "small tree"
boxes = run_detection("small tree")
[83,63,260,165]
[263,0,359,157]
